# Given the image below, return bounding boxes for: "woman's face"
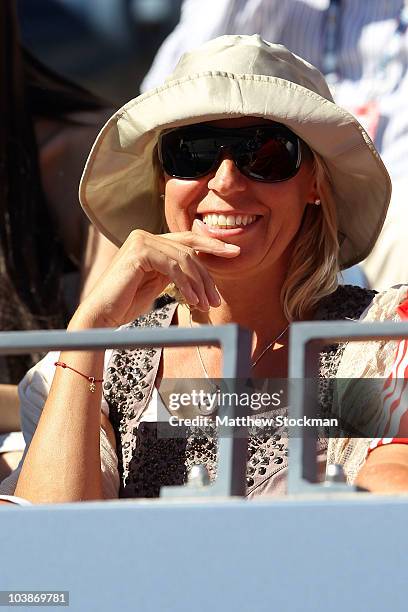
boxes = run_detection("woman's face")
[163,117,318,279]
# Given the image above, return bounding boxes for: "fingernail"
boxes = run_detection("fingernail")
[188,292,199,304]
[224,244,240,252]
[210,289,221,306]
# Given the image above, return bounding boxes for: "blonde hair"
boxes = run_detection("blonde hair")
[154,144,340,316]
[281,151,339,321]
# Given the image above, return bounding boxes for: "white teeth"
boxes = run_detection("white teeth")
[202,213,257,228]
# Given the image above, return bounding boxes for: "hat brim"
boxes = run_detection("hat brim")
[80,72,391,269]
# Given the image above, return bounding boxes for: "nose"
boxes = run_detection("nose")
[207,154,247,194]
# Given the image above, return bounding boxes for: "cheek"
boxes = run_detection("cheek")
[270,167,314,224]
[164,178,202,231]
[257,179,312,257]
[261,184,308,226]
[282,198,309,242]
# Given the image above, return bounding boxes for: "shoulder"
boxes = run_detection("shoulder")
[334,284,408,381]
[316,286,376,380]
[358,284,408,322]
[316,285,377,322]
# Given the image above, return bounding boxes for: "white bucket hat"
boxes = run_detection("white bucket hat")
[79,34,391,269]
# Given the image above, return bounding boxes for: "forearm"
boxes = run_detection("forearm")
[15,314,105,504]
[356,444,408,494]
[356,462,408,494]
[79,226,119,301]
[0,385,20,433]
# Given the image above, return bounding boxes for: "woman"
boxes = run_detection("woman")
[6,34,406,504]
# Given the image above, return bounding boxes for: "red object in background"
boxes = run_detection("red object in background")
[350,100,381,142]
[369,296,408,453]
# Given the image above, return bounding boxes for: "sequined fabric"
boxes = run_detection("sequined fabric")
[104,287,376,498]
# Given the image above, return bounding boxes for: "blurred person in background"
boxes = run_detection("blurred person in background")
[0,1,118,482]
[17,0,182,104]
[142,0,408,290]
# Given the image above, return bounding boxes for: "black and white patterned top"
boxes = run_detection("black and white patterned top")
[104,286,375,499]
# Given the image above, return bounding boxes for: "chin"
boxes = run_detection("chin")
[200,250,268,278]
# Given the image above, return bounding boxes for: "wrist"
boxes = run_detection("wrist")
[68,305,118,331]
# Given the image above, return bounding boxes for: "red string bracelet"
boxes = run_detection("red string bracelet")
[54,361,103,393]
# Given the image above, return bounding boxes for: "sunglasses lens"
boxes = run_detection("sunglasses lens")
[236,129,300,181]
[159,125,300,181]
[159,128,218,178]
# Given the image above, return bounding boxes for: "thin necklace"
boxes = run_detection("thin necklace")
[188,308,288,377]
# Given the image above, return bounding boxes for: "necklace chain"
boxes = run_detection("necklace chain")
[188,308,288,377]
[250,325,289,368]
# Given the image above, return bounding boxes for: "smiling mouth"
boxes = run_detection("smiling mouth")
[199,213,259,229]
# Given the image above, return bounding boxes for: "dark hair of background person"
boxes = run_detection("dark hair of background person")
[0,1,108,383]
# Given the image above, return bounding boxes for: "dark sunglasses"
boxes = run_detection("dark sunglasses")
[158,123,302,182]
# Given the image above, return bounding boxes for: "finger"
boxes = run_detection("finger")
[139,248,201,306]
[198,267,221,308]
[170,244,221,308]
[180,252,221,308]
[171,250,217,310]
[128,231,219,310]
[134,234,217,309]
[162,223,240,257]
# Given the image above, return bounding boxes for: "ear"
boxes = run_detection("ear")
[307,177,320,206]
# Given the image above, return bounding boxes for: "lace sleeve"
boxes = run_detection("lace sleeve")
[328,285,408,483]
